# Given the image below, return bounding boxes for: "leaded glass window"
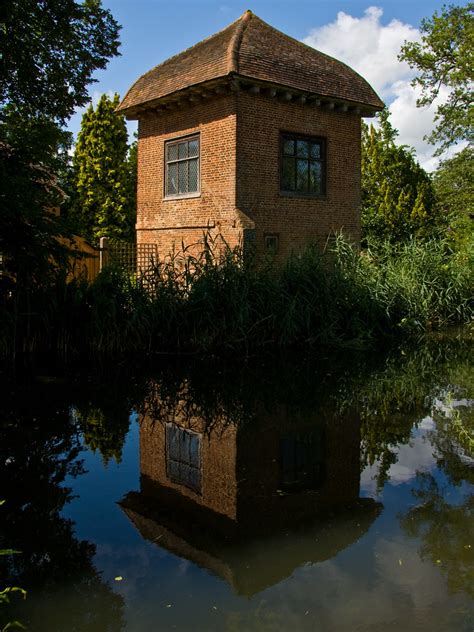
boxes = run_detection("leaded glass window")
[281,134,326,196]
[165,423,202,493]
[279,429,326,493]
[165,135,200,197]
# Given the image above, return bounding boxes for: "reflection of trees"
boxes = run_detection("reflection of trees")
[347,339,474,487]
[73,366,149,464]
[138,340,473,493]
[400,473,473,598]
[75,405,130,465]
[0,381,124,632]
[400,380,474,600]
[139,351,371,434]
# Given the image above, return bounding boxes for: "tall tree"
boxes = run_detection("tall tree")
[361,110,437,242]
[0,0,121,285]
[399,3,474,154]
[71,93,134,243]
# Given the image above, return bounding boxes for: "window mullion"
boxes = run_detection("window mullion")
[165,134,200,197]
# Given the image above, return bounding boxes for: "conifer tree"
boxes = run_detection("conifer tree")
[72,93,134,243]
[361,110,438,242]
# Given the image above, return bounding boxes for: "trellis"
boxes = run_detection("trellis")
[102,238,158,278]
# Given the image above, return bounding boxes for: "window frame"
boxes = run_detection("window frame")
[264,232,279,254]
[279,132,327,198]
[165,423,202,494]
[164,133,200,200]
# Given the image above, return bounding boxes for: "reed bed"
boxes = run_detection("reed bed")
[1,235,472,359]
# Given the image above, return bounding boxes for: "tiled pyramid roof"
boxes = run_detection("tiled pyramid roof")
[118,11,384,115]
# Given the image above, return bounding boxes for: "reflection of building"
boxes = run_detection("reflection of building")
[120,392,381,595]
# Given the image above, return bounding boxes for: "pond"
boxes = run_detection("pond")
[1,335,473,631]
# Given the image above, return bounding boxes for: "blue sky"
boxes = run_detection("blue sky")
[70,0,456,169]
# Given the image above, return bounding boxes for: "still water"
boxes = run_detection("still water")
[1,336,473,631]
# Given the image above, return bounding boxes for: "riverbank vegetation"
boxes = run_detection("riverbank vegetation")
[1,233,472,360]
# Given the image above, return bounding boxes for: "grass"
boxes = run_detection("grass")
[1,234,472,359]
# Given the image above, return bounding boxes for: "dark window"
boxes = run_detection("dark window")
[165,423,202,493]
[264,233,279,254]
[279,430,326,492]
[280,134,326,196]
[165,135,200,197]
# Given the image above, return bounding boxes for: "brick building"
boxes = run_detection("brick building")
[118,11,383,260]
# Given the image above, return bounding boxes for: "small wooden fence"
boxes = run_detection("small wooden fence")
[68,237,158,283]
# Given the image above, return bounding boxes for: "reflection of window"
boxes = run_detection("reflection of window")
[165,134,200,197]
[279,430,325,492]
[280,134,326,196]
[165,423,202,493]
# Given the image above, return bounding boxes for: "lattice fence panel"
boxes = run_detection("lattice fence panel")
[107,240,158,278]
[137,243,158,278]
[108,239,136,274]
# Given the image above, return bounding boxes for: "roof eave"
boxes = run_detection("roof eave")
[117,73,384,120]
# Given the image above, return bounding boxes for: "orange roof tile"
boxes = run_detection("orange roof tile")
[118,11,384,115]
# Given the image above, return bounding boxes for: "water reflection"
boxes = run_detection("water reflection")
[0,378,126,631]
[120,379,381,596]
[1,336,473,630]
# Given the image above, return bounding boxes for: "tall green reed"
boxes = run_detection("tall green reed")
[1,234,472,359]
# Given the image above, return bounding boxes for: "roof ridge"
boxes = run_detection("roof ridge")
[227,10,253,74]
[119,14,244,112]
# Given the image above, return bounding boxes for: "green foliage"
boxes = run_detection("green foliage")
[0,0,121,287]
[74,402,131,465]
[361,110,438,242]
[0,0,120,124]
[0,119,74,288]
[402,475,474,597]
[0,504,26,632]
[399,3,474,154]
[126,135,138,214]
[433,146,474,244]
[71,93,135,243]
[1,235,472,359]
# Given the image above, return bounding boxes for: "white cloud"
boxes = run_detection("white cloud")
[304,6,418,99]
[386,433,436,485]
[303,7,447,170]
[90,89,116,107]
[361,424,437,494]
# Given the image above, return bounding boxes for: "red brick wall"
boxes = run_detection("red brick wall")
[136,93,244,259]
[236,91,361,260]
[139,407,239,520]
[136,90,362,260]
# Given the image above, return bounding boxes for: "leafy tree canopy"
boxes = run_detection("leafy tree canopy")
[433,146,474,219]
[0,0,120,124]
[399,3,474,154]
[361,110,438,242]
[0,0,121,285]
